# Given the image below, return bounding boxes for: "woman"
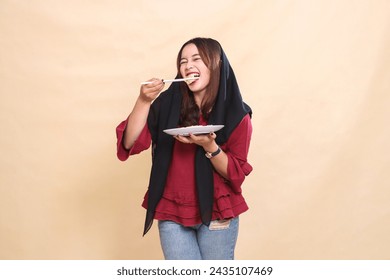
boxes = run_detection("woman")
[116,37,252,260]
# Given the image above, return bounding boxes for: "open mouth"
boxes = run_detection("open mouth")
[185,73,200,85]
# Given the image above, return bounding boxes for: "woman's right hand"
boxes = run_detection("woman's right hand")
[123,78,164,150]
[139,78,165,103]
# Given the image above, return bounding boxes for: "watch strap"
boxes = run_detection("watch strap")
[205,146,221,159]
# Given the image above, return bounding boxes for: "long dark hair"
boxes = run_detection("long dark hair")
[177,38,222,126]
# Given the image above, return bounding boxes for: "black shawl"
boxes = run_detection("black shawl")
[143,46,252,235]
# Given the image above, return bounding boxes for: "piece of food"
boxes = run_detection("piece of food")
[185,74,199,85]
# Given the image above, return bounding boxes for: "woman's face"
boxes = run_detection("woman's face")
[179,43,210,95]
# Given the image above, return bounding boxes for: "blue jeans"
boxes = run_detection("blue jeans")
[158,217,239,260]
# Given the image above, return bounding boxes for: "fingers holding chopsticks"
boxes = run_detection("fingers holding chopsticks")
[140,78,164,103]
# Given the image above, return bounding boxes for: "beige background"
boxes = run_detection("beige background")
[1,0,389,259]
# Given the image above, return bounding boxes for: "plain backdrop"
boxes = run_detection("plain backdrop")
[1,0,389,259]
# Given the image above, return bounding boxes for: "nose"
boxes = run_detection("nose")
[186,64,194,70]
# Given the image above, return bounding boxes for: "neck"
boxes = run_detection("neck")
[193,90,206,108]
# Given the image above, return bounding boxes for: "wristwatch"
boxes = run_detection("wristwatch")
[205,146,221,159]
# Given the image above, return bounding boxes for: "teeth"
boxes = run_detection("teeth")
[185,74,199,85]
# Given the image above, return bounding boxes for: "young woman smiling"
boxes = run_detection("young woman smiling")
[116,37,253,260]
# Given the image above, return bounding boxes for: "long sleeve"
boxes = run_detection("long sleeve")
[116,120,151,161]
[223,114,253,193]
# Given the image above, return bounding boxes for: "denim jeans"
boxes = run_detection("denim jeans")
[158,217,239,260]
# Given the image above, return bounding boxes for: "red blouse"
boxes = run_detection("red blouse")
[116,114,253,226]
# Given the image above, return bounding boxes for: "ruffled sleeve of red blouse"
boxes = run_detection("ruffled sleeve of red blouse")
[224,114,253,193]
[116,120,151,161]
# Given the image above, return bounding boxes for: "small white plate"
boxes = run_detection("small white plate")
[163,125,224,136]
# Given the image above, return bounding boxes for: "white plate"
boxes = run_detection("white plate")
[163,125,224,136]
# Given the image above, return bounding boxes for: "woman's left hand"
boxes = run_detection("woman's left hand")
[174,132,217,151]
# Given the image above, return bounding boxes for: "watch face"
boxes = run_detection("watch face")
[205,152,212,159]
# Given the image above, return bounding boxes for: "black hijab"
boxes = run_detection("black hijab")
[143,39,252,236]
